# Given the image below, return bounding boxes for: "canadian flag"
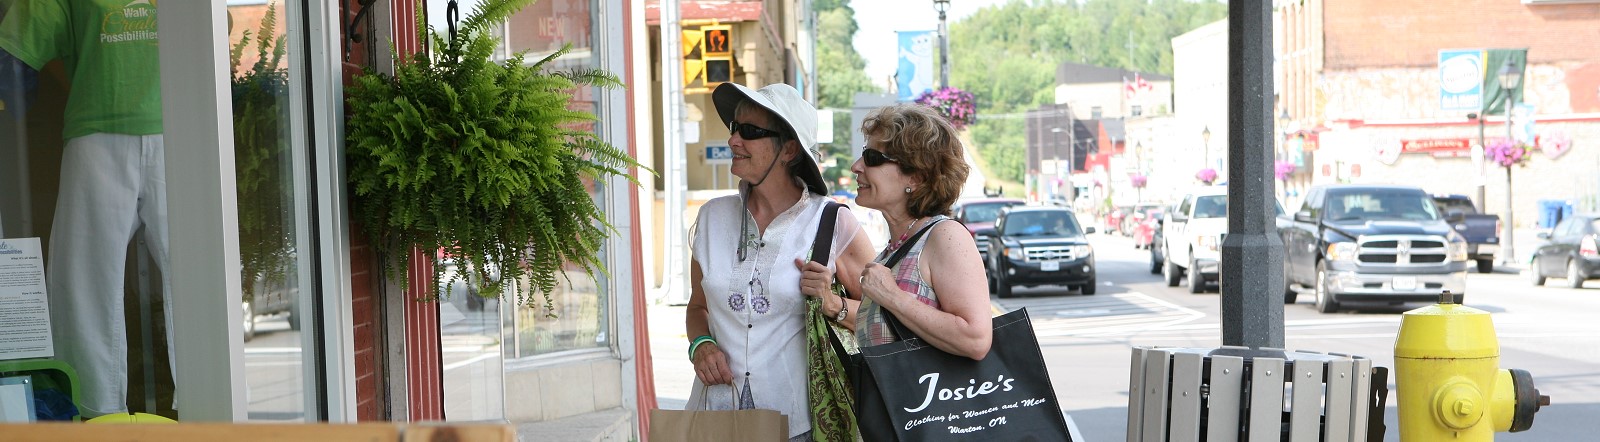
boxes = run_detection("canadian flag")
[1125,73,1153,98]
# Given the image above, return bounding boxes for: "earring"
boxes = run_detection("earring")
[904,187,912,193]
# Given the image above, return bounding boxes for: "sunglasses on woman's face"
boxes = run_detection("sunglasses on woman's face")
[861,148,900,167]
[730,121,784,140]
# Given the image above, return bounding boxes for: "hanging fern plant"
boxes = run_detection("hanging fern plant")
[345,0,644,312]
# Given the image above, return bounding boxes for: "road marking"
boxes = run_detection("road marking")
[1006,291,1207,338]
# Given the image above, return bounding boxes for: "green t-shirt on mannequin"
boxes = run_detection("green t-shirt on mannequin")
[0,0,161,140]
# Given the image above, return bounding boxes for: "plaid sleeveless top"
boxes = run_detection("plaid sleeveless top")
[855,216,949,346]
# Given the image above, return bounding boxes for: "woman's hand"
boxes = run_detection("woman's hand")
[794,258,836,301]
[692,342,735,385]
[858,263,894,303]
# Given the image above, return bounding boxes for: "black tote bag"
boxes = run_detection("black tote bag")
[847,223,1072,441]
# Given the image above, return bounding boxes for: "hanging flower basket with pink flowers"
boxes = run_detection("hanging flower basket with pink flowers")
[1130,174,1148,189]
[1484,138,1533,168]
[913,86,978,131]
[1274,160,1297,180]
[1195,168,1218,184]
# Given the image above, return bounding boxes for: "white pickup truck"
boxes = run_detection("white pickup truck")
[1160,186,1282,293]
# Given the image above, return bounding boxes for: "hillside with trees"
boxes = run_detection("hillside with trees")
[815,0,879,186]
[951,0,1227,185]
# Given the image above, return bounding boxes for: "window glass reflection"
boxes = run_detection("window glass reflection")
[228,0,312,422]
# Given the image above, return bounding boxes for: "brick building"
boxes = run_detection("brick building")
[1278,0,1600,235]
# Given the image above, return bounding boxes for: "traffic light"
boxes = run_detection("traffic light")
[681,30,705,86]
[701,25,732,85]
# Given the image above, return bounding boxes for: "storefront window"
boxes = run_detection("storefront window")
[226,0,318,422]
[502,0,611,360]
[0,0,188,420]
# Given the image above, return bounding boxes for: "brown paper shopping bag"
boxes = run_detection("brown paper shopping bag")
[647,407,788,442]
[650,385,788,442]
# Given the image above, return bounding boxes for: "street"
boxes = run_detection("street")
[649,231,1600,440]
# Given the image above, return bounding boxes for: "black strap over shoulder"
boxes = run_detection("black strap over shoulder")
[876,218,942,341]
[810,202,844,266]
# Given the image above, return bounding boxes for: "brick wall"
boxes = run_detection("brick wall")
[1324,0,1600,69]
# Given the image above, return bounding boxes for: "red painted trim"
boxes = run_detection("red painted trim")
[1339,114,1600,129]
[405,248,444,420]
[378,0,445,422]
[625,0,658,436]
[643,1,763,25]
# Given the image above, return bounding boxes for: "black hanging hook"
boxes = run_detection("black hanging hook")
[447,0,460,45]
[343,0,378,62]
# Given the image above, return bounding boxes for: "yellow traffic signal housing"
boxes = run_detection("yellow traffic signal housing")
[681,29,703,58]
[700,25,733,85]
[683,59,705,87]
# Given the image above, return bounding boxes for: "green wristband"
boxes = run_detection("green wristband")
[689,335,716,359]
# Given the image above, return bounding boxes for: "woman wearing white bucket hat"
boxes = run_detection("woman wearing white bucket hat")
[684,83,876,441]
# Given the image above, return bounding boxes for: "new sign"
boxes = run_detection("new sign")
[1439,49,1485,112]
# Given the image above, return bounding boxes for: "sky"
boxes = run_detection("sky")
[851,0,1010,90]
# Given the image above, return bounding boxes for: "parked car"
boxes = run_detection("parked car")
[952,197,1026,291]
[976,206,1097,298]
[1432,194,1501,273]
[1280,184,1468,313]
[243,272,300,342]
[1121,203,1163,236]
[1149,206,1168,274]
[1105,206,1131,236]
[1132,207,1163,250]
[1528,213,1600,289]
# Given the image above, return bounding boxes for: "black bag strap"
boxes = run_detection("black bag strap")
[875,218,942,341]
[810,202,845,266]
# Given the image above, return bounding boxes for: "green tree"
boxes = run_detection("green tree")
[949,0,1227,185]
[814,0,879,188]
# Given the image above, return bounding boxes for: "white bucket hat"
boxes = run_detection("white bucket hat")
[712,82,827,195]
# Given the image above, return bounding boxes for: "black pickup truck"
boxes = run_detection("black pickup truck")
[1279,185,1469,313]
[1431,194,1501,273]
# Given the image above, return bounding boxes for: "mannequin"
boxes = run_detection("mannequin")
[0,0,174,417]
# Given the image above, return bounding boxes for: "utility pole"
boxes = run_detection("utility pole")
[661,0,688,304]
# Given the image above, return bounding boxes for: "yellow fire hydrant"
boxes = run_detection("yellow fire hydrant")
[1395,291,1549,440]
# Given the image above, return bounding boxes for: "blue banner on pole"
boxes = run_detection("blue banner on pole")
[896,30,937,102]
[1439,49,1485,112]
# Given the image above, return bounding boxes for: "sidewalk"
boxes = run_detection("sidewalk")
[1493,227,1547,273]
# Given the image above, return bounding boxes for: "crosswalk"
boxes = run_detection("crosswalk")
[997,291,1206,338]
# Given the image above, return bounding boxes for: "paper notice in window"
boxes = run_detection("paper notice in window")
[0,238,52,360]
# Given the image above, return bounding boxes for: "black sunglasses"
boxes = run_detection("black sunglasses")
[730,121,785,140]
[861,148,900,167]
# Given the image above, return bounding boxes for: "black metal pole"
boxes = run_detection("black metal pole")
[1222,0,1285,348]
[1503,87,1517,264]
[1477,114,1487,212]
[938,9,949,89]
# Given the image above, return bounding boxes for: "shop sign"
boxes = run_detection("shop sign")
[1439,49,1486,112]
[1401,138,1472,158]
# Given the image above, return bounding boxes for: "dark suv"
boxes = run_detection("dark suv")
[977,206,1097,298]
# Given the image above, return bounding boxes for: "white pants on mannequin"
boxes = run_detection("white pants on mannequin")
[47,133,175,417]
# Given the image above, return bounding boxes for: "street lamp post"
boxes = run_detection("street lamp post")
[1499,58,1522,265]
[1049,126,1062,200]
[1134,141,1143,204]
[933,0,951,88]
[1202,125,1212,171]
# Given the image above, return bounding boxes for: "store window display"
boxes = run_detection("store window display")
[0,0,174,418]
